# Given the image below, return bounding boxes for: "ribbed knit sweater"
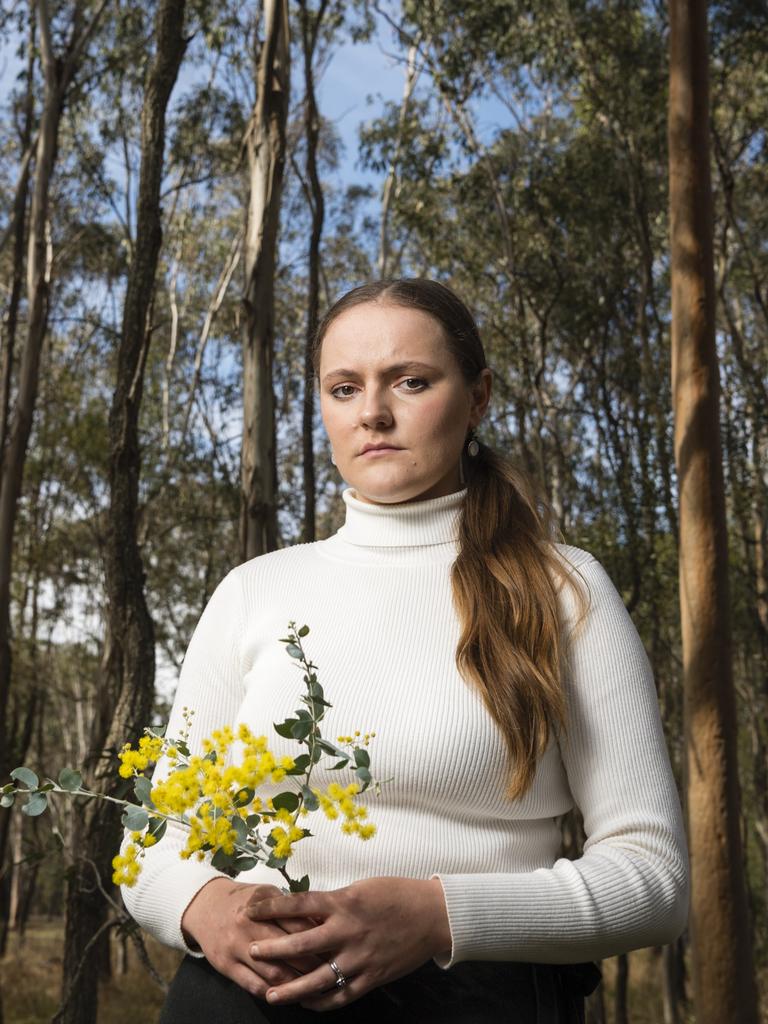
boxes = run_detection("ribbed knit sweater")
[120,485,689,968]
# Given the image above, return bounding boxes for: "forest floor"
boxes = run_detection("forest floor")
[0,918,764,1022]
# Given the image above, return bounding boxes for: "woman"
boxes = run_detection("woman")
[121,278,689,1022]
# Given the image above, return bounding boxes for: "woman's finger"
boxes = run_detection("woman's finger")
[264,958,365,1007]
[246,890,331,921]
[249,921,333,962]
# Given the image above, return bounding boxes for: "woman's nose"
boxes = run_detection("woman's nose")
[359,387,393,429]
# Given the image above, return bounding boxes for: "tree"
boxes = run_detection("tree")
[57,1,188,1020]
[240,0,290,560]
[668,0,759,1020]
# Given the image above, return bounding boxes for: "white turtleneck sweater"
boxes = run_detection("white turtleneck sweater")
[120,486,689,967]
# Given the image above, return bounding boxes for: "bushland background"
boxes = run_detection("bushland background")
[0,1,765,1021]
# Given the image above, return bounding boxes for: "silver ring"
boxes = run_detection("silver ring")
[328,959,347,989]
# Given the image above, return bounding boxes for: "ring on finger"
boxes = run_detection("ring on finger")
[328,959,347,989]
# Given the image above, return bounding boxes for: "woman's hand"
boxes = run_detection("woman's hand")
[245,876,452,1011]
[180,878,323,999]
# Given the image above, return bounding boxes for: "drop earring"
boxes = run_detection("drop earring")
[467,429,479,457]
[330,448,336,466]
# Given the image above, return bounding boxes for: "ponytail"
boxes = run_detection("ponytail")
[454,442,585,799]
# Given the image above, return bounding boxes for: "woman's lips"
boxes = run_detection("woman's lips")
[360,447,403,457]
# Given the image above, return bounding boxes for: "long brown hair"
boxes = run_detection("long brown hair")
[313,278,587,799]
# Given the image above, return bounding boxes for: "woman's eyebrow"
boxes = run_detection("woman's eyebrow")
[322,361,438,384]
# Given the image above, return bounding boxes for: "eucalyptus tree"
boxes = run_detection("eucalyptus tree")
[668,0,758,1020]
[240,0,290,561]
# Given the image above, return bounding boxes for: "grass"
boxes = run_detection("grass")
[0,917,183,1024]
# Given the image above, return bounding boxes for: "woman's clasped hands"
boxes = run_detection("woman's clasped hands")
[246,876,452,1011]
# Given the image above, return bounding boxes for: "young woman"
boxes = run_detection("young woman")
[122,279,689,1023]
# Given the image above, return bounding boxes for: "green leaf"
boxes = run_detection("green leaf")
[355,766,372,788]
[289,874,310,892]
[287,754,311,775]
[233,787,254,807]
[273,718,299,739]
[297,625,310,637]
[175,740,190,757]
[265,853,287,870]
[1,792,15,808]
[245,813,262,829]
[134,776,154,807]
[22,792,48,817]
[235,855,259,871]
[231,816,247,843]
[329,759,349,770]
[203,750,217,764]
[58,768,83,792]
[122,805,149,831]
[272,791,299,812]
[301,786,319,812]
[285,644,303,660]
[353,748,370,769]
[11,767,38,789]
[38,782,55,792]
[148,817,167,841]
[211,848,237,872]
[316,738,346,758]
[291,720,312,741]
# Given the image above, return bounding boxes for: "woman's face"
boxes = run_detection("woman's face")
[318,301,491,505]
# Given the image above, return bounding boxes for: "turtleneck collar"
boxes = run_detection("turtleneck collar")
[337,486,466,548]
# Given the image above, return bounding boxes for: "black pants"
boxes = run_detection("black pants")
[159,955,601,1023]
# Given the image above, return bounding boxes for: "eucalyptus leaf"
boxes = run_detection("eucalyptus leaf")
[329,759,349,770]
[355,766,372,787]
[301,786,319,812]
[58,768,83,792]
[231,816,247,842]
[272,791,299,812]
[291,720,312,741]
[245,813,262,829]
[134,776,154,807]
[234,787,254,807]
[297,625,310,637]
[211,848,237,872]
[22,792,48,817]
[1,792,15,808]
[235,855,259,871]
[122,805,149,831]
[148,817,167,841]
[289,874,310,892]
[265,853,287,870]
[354,748,370,769]
[273,719,299,739]
[10,767,39,789]
[285,644,303,660]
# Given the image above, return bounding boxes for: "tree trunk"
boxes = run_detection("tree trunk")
[240,0,290,561]
[58,2,187,1022]
[667,1,759,1021]
[613,954,628,1024]
[298,0,326,544]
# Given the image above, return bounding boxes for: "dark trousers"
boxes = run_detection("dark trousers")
[159,954,601,1023]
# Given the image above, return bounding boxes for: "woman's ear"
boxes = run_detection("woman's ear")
[469,368,492,428]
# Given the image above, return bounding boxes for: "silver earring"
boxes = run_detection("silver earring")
[330,449,336,466]
[467,431,479,457]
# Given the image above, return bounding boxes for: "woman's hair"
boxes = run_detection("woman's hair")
[313,278,586,800]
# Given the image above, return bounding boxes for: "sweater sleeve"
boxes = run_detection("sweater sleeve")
[431,555,690,967]
[118,566,279,954]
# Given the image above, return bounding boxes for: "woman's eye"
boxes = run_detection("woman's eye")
[400,378,427,391]
[331,384,356,398]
